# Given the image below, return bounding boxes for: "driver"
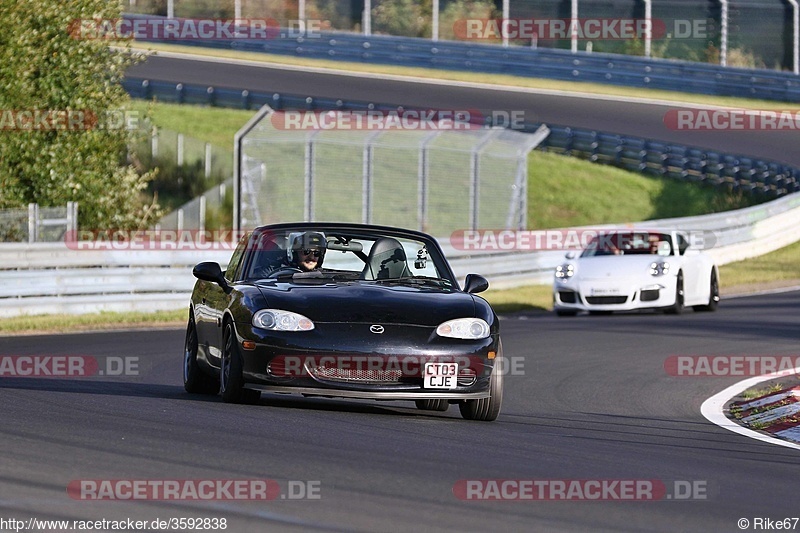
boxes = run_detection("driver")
[287,231,327,272]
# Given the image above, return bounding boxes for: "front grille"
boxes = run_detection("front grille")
[558,291,577,304]
[308,365,404,383]
[585,296,628,305]
[640,288,660,302]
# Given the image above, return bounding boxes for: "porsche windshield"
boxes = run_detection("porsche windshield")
[243,228,453,286]
[580,232,673,257]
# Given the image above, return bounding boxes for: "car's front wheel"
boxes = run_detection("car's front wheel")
[459,344,504,422]
[184,314,218,395]
[664,272,685,315]
[693,270,719,312]
[415,399,449,412]
[220,322,248,403]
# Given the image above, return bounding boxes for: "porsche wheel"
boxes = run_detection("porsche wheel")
[664,272,685,315]
[220,322,247,403]
[693,270,719,312]
[459,345,504,422]
[415,399,449,412]
[183,315,218,395]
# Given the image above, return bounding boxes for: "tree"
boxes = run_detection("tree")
[0,0,158,229]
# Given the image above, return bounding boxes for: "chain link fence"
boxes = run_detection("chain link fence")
[235,107,549,235]
[0,203,78,243]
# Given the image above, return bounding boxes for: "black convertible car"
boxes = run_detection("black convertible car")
[183,223,503,421]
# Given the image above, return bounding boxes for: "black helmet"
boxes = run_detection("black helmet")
[287,231,327,268]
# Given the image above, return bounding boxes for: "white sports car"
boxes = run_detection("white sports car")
[552,230,719,316]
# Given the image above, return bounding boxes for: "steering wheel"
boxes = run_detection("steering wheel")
[267,267,303,278]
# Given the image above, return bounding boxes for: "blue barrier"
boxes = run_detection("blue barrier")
[123,13,800,103]
[123,77,800,197]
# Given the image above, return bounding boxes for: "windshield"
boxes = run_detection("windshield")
[243,227,453,287]
[580,232,673,258]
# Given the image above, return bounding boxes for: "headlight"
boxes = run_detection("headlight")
[649,261,670,276]
[555,263,575,281]
[252,310,314,331]
[436,318,490,339]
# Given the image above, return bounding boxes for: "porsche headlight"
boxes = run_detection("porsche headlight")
[555,263,575,281]
[252,310,314,331]
[436,318,490,339]
[649,261,670,276]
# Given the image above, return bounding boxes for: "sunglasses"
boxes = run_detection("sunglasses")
[300,249,322,258]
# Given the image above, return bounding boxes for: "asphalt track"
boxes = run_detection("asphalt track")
[127,53,800,166]
[1,290,799,531]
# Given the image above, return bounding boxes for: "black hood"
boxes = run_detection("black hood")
[254,281,476,326]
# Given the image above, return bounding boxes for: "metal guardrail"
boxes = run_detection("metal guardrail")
[123,78,800,196]
[1,188,799,316]
[123,13,800,103]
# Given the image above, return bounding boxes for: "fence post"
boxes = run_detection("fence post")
[304,132,320,221]
[205,143,212,178]
[177,133,184,166]
[362,131,381,224]
[177,209,184,232]
[199,196,206,233]
[27,203,38,243]
[151,126,158,159]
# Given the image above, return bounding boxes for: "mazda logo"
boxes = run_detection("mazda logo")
[370,325,384,334]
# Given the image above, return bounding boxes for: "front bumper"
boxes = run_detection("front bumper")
[553,275,678,312]
[235,322,498,399]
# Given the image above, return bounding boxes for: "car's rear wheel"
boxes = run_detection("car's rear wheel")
[459,344,504,422]
[183,314,218,395]
[415,399,449,411]
[664,272,685,315]
[693,270,719,312]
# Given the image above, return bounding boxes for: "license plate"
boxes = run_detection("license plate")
[591,287,621,296]
[424,362,458,389]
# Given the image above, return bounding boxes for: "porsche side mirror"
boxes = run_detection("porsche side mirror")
[565,251,576,259]
[193,262,229,290]
[464,274,489,294]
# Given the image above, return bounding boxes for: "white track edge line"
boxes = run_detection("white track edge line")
[700,367,800,451]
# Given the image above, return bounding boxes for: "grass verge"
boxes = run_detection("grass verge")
[0,309,187,336]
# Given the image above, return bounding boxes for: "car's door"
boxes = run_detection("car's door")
[203,234,248,367]
[674,232,704,300]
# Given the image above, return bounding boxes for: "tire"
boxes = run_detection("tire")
[555,309,578,317]
[415,399,449,412]
[220,322,247,403]
[664,272,685,315]
[693,270,719,312]
[183,315,218,395]
[459,344,504,422]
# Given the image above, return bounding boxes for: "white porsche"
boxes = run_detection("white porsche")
[552,230,719,316]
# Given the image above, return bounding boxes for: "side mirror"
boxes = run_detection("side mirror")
[464,274,489,294]
[193,262,229,290]
[565,251,576,259]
